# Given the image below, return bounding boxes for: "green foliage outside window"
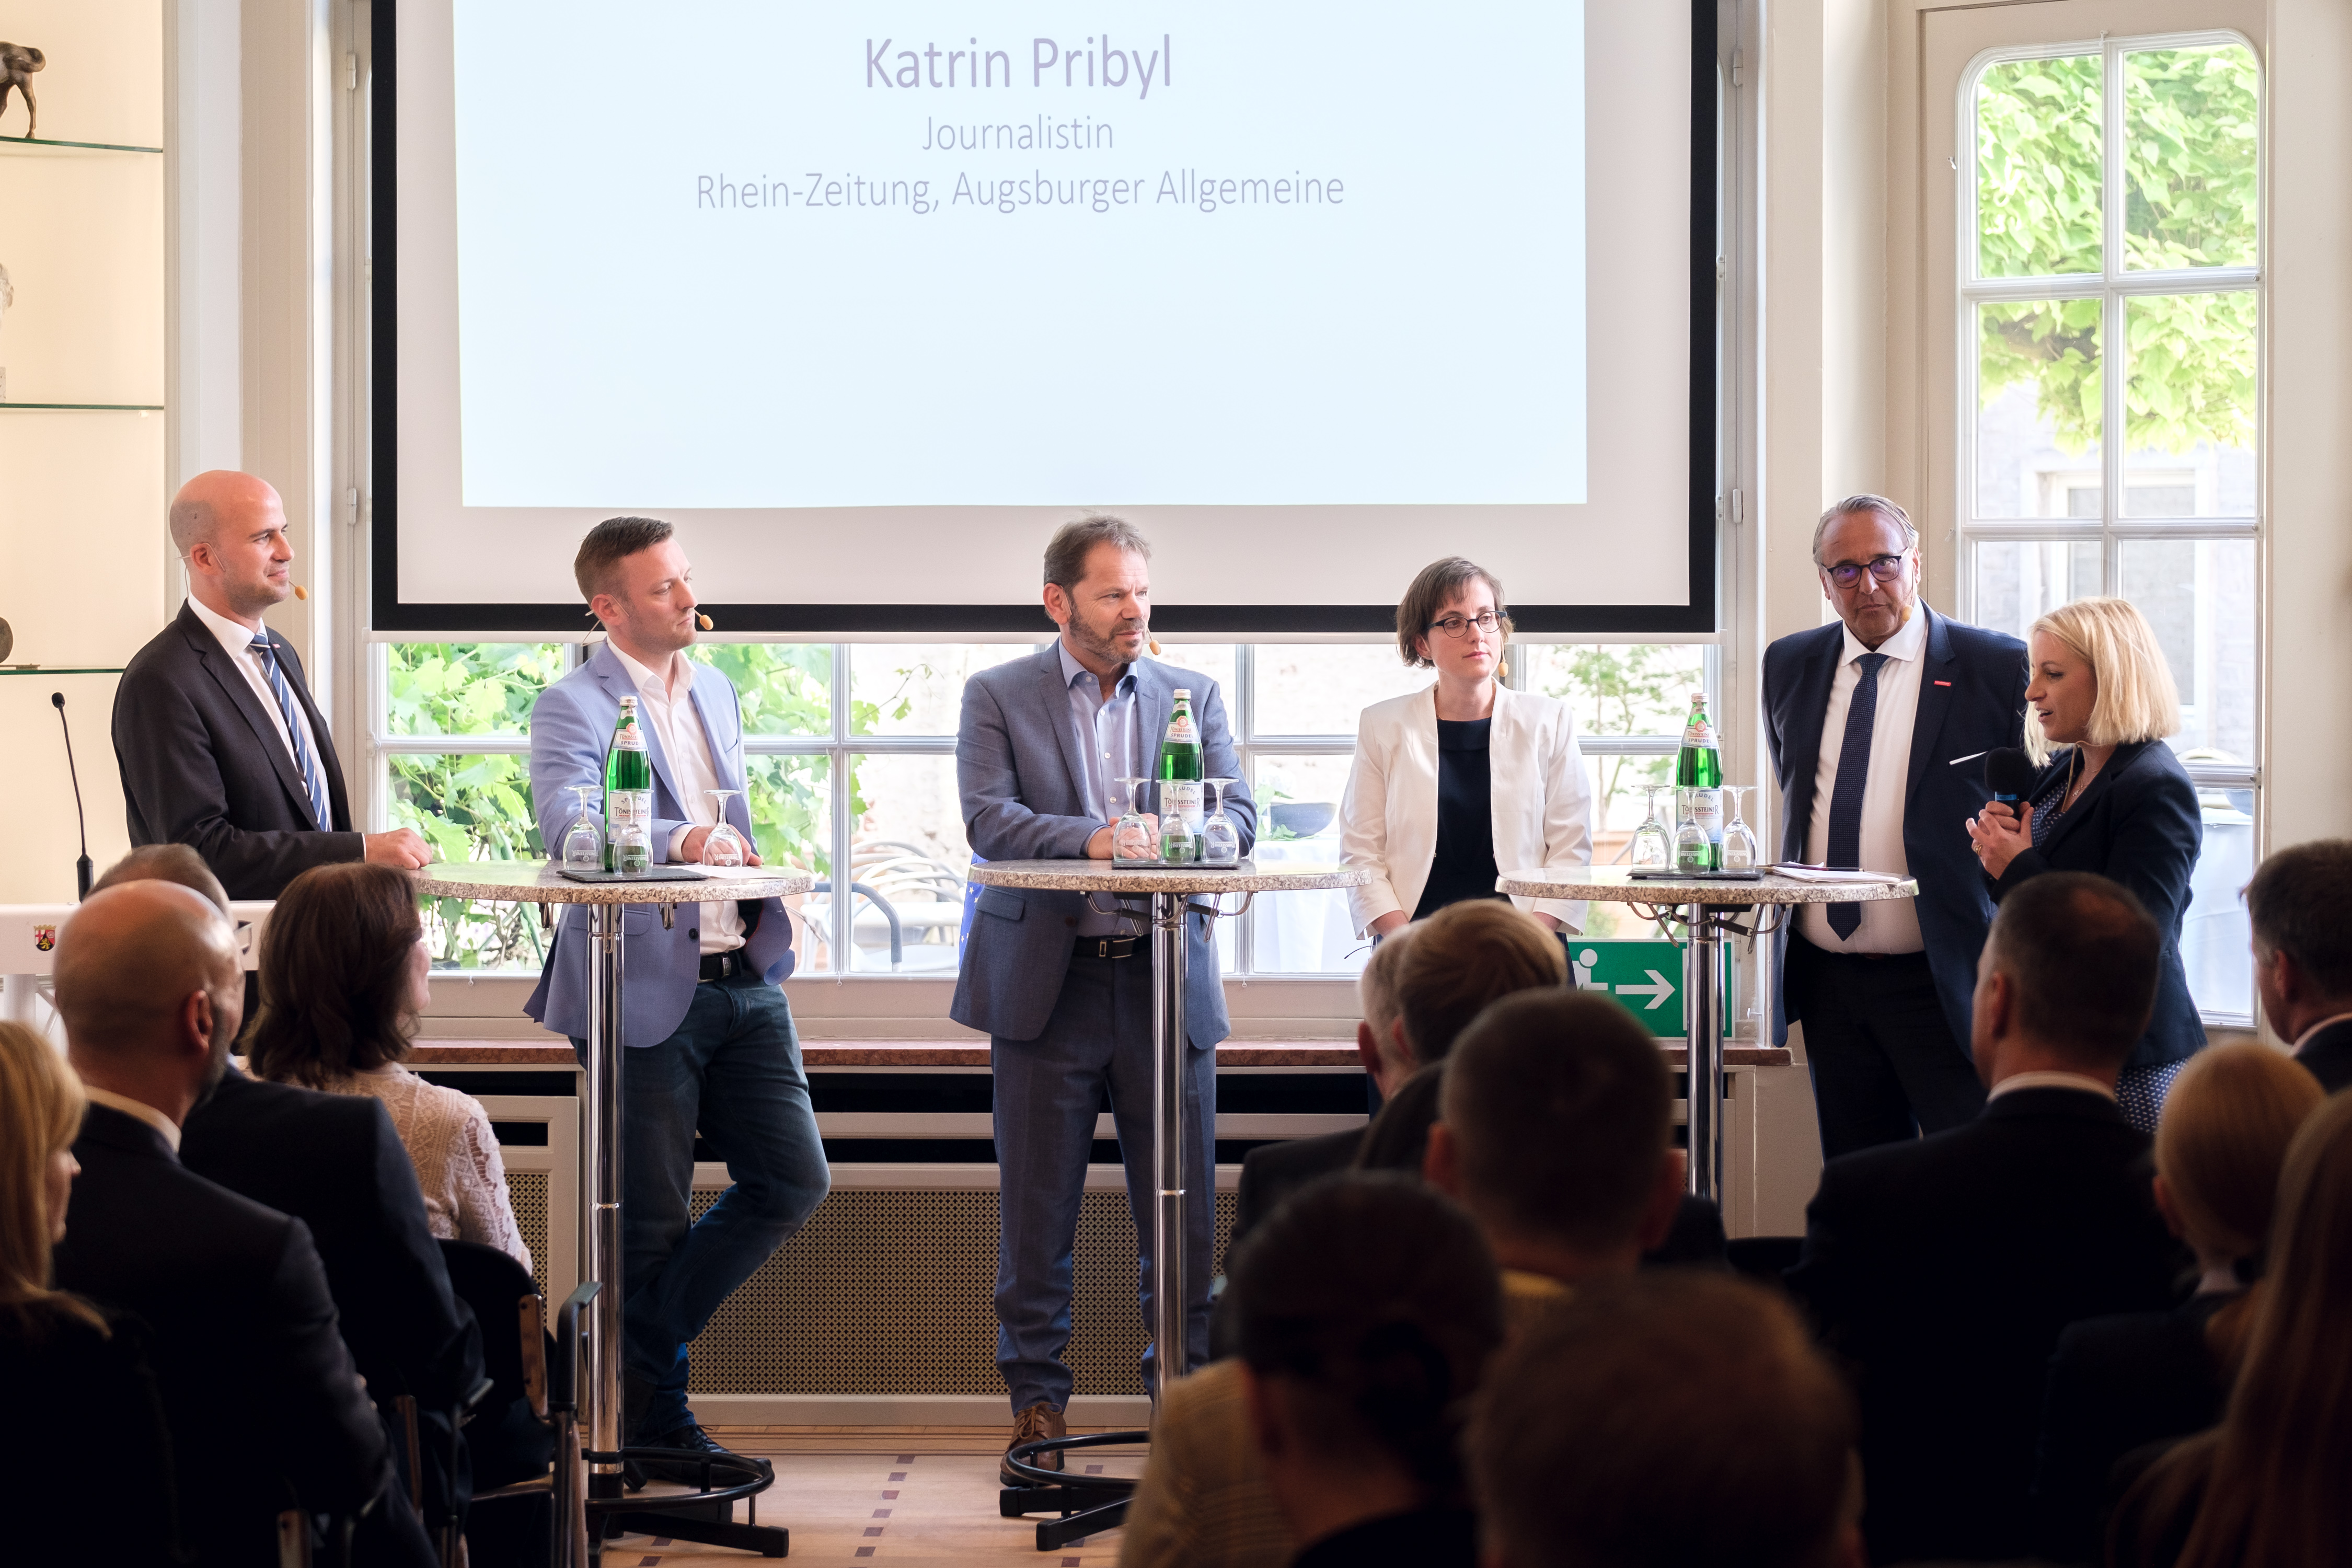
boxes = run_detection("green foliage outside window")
[1541,644,1704,829]
[1975,47,2258,457]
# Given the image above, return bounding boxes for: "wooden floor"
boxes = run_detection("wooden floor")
[597,1427,1149,1566]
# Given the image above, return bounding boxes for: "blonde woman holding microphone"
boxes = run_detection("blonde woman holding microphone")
[1341,557,1594,947]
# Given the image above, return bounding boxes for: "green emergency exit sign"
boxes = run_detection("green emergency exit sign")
[1567,939,1728,1040]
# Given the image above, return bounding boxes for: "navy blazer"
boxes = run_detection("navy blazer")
[1762,605,2028,1047]
[951,646,1254,1045]
[2296,1017,2352,1093]
[1784,1087,2184,1565]
[1991,739,2206,1070]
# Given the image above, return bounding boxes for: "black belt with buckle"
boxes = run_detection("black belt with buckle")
[1076,935,1142,961]
[699,950,751,982]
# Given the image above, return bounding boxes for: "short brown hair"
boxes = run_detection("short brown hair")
[91,844,229,914]
[246,863,425,1088]
[573,515,674,603]
[1395,557,1510,668]
[1472,1273,1859,1568]
[1441,990,1673,1252]
[1393,901,1565,1064]
[1986,871,2160,1068]
[2246,839,2352,1000]
[1042,515,1150,597]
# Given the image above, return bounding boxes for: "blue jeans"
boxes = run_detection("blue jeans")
[583,974,828,1437]
[993,951,1216,1413]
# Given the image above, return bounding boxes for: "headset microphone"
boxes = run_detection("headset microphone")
[697,612,714,630]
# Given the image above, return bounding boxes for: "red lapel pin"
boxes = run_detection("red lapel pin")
[1933,679,1952,687]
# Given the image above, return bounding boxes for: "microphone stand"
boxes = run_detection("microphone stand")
[51,693,93,900]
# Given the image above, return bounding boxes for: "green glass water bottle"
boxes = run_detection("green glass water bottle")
[1675,691,1723,871]
[605,695,654,873]
[1158,688,1204,863]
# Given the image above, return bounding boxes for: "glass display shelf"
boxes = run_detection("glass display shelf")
[1,667,126,675]
[0,403,165,412]
[0,134,165,156]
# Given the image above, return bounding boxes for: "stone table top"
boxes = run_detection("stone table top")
[966,859,1374,895]
[1496,866,1919,905]
[412,860,814,905]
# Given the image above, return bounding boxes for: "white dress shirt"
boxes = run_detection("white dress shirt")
[609,644,742,955]
[186,595,324,809]
[83,1085,183,1153]
[1798,608,1928,953]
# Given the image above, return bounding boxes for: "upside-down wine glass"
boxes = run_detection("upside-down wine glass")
[703,790,747,868]
[560,785,606,872]
[1113,776,1159,865]
[1630,785,1673,869]
[1720,786,1760,870]
[1201,777,1240,866]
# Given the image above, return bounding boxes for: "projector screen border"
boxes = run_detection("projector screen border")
[366,1,1721,640]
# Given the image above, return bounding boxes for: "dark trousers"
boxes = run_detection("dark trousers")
[992,949,1216,1413]
[1786,934,1987,1160]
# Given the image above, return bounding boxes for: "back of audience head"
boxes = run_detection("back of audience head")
[89,844,230,915]
[2123,1091,2352,1568]
[2245,838,2352,1041]
[1472,1272,1863,1568]
[247,862,429,1090]
[1971,870,2160,1083]
[2154,1042,2323,1367]
[1387,900,1565,1075]
[1231,1173,1503,1539]
[1353,925,1416,1093]
[0,1021,99,1336]
[53,882,243,1121]
[1425,990,1681,1279]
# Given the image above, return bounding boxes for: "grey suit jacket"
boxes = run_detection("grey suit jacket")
[951,644,1255,1045]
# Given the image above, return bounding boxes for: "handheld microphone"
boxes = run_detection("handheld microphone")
[1985,746,2037,807]
[51,692,94,900]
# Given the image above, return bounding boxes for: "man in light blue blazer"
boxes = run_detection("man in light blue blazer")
[525,516,826,1475]
[954,516,1255,1471]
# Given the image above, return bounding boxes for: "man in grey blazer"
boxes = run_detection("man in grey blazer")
[525,516,826,1478]
[953,516,1255,1471]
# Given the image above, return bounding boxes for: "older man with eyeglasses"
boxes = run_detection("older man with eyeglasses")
[1762,495,2028,1158]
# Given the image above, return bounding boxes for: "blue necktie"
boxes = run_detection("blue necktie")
[251,632,332,831]
[1826,652,1888,940]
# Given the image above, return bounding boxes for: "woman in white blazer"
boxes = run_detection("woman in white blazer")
[1340,558,1594,939]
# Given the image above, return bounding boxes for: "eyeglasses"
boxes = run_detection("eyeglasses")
[1427,610,1508,639]
[1823,554,1909,590]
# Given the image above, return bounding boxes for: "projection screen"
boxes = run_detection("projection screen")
[372,1,1717,633]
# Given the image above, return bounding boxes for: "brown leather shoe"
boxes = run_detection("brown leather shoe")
[1001,1402,1067,1483]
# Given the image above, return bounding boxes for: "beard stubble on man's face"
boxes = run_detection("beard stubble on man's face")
[1066,595,1146,670]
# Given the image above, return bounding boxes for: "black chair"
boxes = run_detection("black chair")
[438,1241,559,1564]
[1726,1235,1805,1283]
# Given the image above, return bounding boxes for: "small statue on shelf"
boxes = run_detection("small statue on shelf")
[0,42,43,140]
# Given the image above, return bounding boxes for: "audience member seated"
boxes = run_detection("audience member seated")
[2032,1042,2322,1562]
[248,862,533,1271]
[2244,838,2352,1093]
[1470,1272,1864,1568]
[2111,1090,2352,1568]
[0,1020,183,1562]
[1232,925,1420,1242]
[46,883,397,1567]
[1232,1173,1502,1568]
[1784,871,2185,1565]
[1424,989,1687,1325]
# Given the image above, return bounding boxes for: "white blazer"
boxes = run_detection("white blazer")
[1339,682,1594,936]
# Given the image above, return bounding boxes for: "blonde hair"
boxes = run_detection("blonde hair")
[2031,596,2183,751]
[0,1021,100,1332]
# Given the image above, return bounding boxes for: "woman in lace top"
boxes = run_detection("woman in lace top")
[246,863,533,1272]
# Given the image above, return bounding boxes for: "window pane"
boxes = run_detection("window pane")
[2123,45,2259,271]
[1153,643,1238,726]
[1978,300,2103,518]
[846,753,971,975]
[1520,643,1709,741]
[1254,644,1432,737]
[388,752,546,972]
[1976,54,2103,278]
[2182,787,2255,1024]
[851,643,1040,737]
[1250,753,1359,974]
[386,644,566,737]
[2117,537,2256,765]
[689,644,831,736]
[1971,538,2102,645]
[2122,293,2257,517]
[742,753,837,975]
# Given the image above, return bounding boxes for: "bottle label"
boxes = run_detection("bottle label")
[1162,779,1204,831]
[1683,714,1716,748]
[1684,787,1723,841]
[1166,710,1199,744]
[607,790,651,831]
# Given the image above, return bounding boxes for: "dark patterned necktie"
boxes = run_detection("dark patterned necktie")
[1826,653,1888,939]
[251,632,332,829]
